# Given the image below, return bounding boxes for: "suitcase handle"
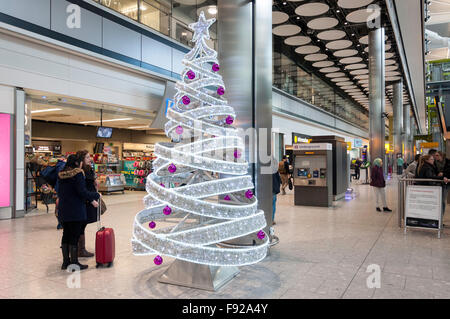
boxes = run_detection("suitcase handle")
[97,200,102,231]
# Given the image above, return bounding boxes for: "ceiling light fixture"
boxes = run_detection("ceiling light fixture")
[79,118,133,124]
[128,125,150,129]
[207,6,217,15]
[31,108,62,114]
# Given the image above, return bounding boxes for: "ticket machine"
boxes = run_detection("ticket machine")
[293,143,333,207]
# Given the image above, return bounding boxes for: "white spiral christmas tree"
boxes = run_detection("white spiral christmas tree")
[132,12,268,267]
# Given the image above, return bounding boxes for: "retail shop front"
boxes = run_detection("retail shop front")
[24,91,169,216]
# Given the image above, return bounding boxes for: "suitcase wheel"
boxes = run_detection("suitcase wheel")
[96,263,100,268]
[107,262,113,268]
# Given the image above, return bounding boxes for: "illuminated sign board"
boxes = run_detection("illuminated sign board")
[0,114,11,207]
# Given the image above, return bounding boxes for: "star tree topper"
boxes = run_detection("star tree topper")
[188,11,216,42]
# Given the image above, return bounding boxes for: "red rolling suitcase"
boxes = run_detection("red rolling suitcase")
[95,204,115,268]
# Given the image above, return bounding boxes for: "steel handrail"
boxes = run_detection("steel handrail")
[398,178,447,183]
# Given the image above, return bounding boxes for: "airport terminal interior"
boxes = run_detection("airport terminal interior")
[0,0,450,300]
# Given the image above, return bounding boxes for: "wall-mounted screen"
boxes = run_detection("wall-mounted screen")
[97,127,113,138]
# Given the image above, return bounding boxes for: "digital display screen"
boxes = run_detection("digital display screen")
[297,168,308,177]
[97,127,113,138]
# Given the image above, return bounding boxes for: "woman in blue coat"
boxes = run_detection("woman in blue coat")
[76,150,99,258]
[57,154,100,270]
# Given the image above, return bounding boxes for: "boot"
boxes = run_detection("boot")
[78,234,94,258]
[69,245,88,271]
[61,243,70,270]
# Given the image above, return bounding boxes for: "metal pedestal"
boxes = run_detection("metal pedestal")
[158,259,240,291]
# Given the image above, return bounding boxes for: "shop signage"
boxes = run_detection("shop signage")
[346,142,352,150]
[292,132,311,144]
[0,114,11,207]
[123,143,155,151]
[420,142,439,149]
[24,102,32,146]
[293,143,332,151]
[354,139,363,148]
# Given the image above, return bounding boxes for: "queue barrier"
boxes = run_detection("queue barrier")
[398,177,445,238]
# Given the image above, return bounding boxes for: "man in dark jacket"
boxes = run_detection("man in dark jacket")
[57,155,100,271]
[54,158,66,230]
[272,166,282,225]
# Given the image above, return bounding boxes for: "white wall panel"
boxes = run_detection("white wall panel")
[272,90,369,142]
[0,85,14,114]
[0,0,50,29]
[51,0,102,46]
[102,18,141,60]
[172,48,185,75]
[0,33,165,112]
[142,36,172,71]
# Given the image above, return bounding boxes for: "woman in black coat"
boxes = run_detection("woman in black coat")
[76,150,99,258]
[416,155,448,185]
[57,154,100,270]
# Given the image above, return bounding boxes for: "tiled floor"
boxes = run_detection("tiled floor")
[1,178,450,299]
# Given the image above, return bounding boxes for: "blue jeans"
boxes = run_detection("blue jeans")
[272,194,277,221]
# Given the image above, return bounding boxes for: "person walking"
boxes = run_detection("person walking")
[434,151,447,174]
[278,156,290,195]
[54,156,66,230]
[397,155,404,175]
[370,158,392,212]
[404,154,421,178]
[272,157,282,225]
[57,154,100,270]
[76,150,99,258]
[355,158,362,180]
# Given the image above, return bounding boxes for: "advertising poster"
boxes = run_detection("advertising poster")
[0,113,11,207]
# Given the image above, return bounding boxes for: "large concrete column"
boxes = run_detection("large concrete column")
[218,0,273,233]
[368,28,386,166]
[393,80,403,167]
[403,104,411,162]
[410,120,416,157]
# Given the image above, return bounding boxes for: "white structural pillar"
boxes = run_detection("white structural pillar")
[403,104,411,163]
[218,0,273,232]
[393,80,403,166]
[368,28,386,165]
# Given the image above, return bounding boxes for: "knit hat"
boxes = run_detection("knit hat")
[373,158,382,167]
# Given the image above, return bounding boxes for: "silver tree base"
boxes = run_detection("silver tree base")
[158,259,240,291]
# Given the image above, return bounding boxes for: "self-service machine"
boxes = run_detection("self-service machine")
[293,143,333,207]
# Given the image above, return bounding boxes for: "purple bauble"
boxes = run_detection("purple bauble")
[154,255,163,265]
[149,221,156,229]
[163,205,172,216]
[182,96,190,105]
[234,150,241,159]
[257,230,265,240]
[217,86,225,96]
[187,70,195,80]
[168,163,177,173]
[175,125,184,135]
[160,183,165,188]
[226,115,234,125]
[212,63,220,72]
[245,190,253,199]
[224,195,231,201]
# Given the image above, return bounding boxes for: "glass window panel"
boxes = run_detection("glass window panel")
[102,0,139,20]
[140,0,171,36]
